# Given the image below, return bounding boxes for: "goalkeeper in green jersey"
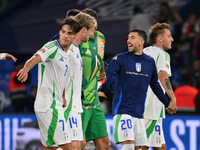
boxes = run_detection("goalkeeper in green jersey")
[80,8,110,150]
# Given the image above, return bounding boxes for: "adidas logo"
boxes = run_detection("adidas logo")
[59,57,64,62]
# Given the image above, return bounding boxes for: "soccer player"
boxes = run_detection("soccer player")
[99,29,175,150]
[142,23,176,150]
[63,13,97,150]
[17,18,80,150]
[0,53,17,62]
[79,8,110,150]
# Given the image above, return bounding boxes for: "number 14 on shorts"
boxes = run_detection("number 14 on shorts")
[69,117,78,128]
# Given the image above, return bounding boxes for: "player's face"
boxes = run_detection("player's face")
[160,29,173,50]
[82,25,96,42]
[89,24,96,39]
[59,24,76,47]
[127,32,143,54]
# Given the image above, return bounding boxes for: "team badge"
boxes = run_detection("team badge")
[156,137,161,143]
[100,44,104,52]
[136,63,141,72]
[166,64,169,69]
[39,49,46,53]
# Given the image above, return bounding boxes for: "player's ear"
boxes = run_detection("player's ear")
[157,35,162,42]
[82,26,87,32]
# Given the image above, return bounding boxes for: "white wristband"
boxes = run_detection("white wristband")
[0,53,6,60]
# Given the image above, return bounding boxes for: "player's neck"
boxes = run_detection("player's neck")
[73,33,82,46]
[63,45,70,52]
[153,44,164,50]
[58,40,70,52]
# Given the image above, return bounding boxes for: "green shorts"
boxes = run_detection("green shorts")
[81,104,108,142]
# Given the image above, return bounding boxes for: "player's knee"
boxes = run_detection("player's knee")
[81,140,86,149]
[135,146,142,150]
[121,144,135,150]
[102,137,110,149]
[71,141,81,150]
[141,146,149,150]
[162,144,166,150]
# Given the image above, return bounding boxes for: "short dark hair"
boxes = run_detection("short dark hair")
[130,29,147,44]
[66,9,81,18]
[133,6,143,14]
[60,18,81,34]
[82,8,98,20]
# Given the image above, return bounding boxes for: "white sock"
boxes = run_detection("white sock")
[121,144,135,150]
[57,148,63,150]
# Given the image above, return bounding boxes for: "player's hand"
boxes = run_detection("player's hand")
[63,99,67,108]
[166,99,176,114]
[16,68,29,82]
[98,91,107,98]
[98,71,106,81]
[5,53,17,62]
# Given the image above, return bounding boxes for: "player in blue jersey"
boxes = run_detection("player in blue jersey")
[99,29,176,150]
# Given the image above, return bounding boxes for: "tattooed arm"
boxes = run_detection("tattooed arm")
[159,70,176,114]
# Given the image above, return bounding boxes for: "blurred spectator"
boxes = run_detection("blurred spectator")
[178,14,199,67]
[195,75,200,114]
[9,61,30,112]
[158,2,183,34]
[193,58,200,87]
[174,69,199,112]
[129,5,153,41]
[26,85,37,113]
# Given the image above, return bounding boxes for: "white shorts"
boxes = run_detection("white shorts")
[113,114,147,146]
[144,118,165,147]
[67,111,83,141]
[35,108,71,147]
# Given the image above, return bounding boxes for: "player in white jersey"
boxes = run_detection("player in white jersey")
[17,18,81,150]
[0,53,17,62]
[63,12,97,150]
[143,23,176,150]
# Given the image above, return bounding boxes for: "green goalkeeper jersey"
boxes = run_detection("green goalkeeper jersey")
[79,31,105,107]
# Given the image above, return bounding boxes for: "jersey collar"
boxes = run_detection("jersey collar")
[56,40,65,51]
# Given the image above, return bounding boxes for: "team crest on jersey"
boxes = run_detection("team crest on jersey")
[39,49,46,53]
[100,44,104,52]
[136,63,141,72]
[156,137,161,143]
[166,63,169,69]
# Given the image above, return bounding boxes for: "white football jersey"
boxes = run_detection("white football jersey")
[64,43,83,113]
[34,40,72,112]
[143,46,171,119]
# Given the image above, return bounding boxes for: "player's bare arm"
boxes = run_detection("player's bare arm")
[17,53,42,82]
[98,61,106,81]
[62,88,67,107]
[159,70,176,114]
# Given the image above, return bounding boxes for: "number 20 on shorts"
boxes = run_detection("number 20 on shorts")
[121,119,132,130]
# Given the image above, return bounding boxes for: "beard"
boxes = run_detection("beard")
[128,48,138,54]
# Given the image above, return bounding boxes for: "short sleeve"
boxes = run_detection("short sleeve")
[156,51,171,77]
[35,41,58,62]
